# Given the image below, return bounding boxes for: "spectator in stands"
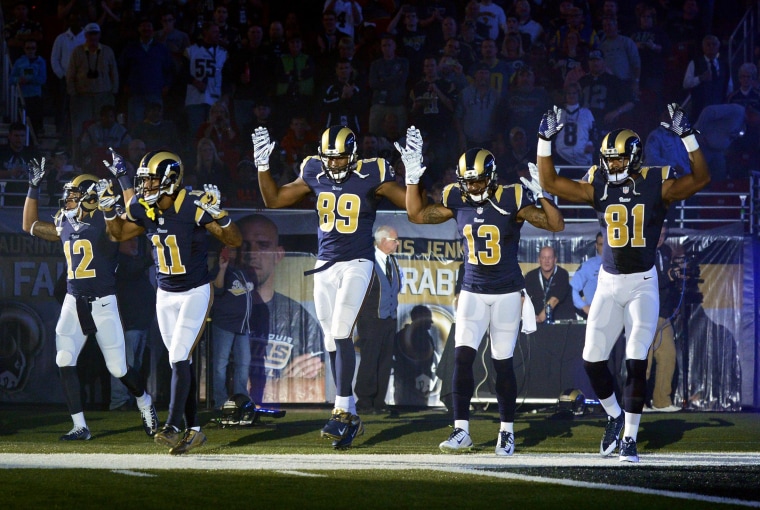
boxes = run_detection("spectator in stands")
[3,0,43,63]
[475,0,507,43]
[504,12,531,53]
[525,245,576,323]
[119,17,174,132]
[570,232,603,319]
[455,63,500,152]
[241,97,282,145]
[183,22,228,149]
[408,55,456,181]
[195,101,241,173]
[315,9,351,60]
[549,6,599,61]
[598,16,640,93]
[554,82,595,167]
[549,29,589,91]
[324,0,363,41]
[212,4,241,51]
[132,102,182,153]
[321,58,365,135]
[472,38,511,101]
[726,62,760,175]
[576,49,634,138]
[502,66,551,136]
[10,40,46,137]
[497,126,534,184]
[0,122,39,180]
[224,24,274,131]
[682,34,732,120]
[279,115,319,179]
[514,0,543,46]
[274,33,316,123]
[79,104,131,174]
[189,137,230,190]
[264,21,287,59]
[66,23,119,155]
[460,3,488,47]
[155,8,190,120]
[387,6,433,85]
[368,33,409,135]
[437,38,471,92]
[630,7,671,102]
[51,12,85,140]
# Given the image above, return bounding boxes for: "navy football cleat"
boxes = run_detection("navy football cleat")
[600,413,624,456]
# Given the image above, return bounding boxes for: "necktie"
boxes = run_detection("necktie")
[385,256,393,283]
[710,59,718,78]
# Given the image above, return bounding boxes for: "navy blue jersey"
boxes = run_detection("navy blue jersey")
[587,166,673,274]
[125,188,214,292]
[55,210,118,298]
[442,183,533,294]
[300,156,395,262]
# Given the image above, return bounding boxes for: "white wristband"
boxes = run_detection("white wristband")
[257,163,270,172]
[681,134,699,152]
[537,138,552,157]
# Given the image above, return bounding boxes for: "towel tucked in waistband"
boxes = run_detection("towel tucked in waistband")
[75,295,98,336]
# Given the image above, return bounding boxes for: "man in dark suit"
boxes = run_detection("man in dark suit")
[355,225,401,414]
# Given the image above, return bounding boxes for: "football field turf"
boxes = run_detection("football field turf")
[1,405,759,508]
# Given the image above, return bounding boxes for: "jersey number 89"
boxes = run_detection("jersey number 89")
[316,192,360,234]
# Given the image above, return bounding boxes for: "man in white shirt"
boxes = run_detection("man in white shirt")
[50,12,85,138]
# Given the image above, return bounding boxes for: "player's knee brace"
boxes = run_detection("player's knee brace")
[623,358,648,413]
[583,360,615,400]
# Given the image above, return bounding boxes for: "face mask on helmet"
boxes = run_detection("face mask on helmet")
[457,148,497,205]
[318,126,357,183]
[135,150,184,205]
[599,129,642,185]
[59,174,99,221]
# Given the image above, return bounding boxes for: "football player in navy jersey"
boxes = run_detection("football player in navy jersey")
[253,124,407,449]
[100,150,242,455]
[22,160,159,442]
[404,138,564,456]
[536,103,710,462]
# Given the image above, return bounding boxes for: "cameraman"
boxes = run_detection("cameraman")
[644,224,681,412]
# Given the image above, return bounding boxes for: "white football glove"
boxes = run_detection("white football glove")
[252,126,276,171]
[96,179,121,212]
[394,125,426,185]
[520,162,552,202]
[194,184,229,222]
[28,157,46,188]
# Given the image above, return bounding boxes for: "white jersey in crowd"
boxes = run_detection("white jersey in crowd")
[184,43,227,107]
[556,104,595,166]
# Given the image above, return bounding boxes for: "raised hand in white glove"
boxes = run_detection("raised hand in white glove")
[194,184,230,224]
[394,125,426,185]
[28,157,46,188]
[96,179,121,213]
[252,126,276,171]
[520,162,552,202]
[103,147,128,178]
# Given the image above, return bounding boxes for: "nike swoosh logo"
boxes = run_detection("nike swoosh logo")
[101,302,110,307]
[337,426,347,436]
[643,276,653,280]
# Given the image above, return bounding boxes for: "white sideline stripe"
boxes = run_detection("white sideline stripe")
[110,469,158,478]
[2,452,760,470]
[1,452,759,506]
[434,467,760,508]
[273,470,326,477]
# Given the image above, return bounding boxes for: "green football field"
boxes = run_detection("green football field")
[1,405,759,509]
